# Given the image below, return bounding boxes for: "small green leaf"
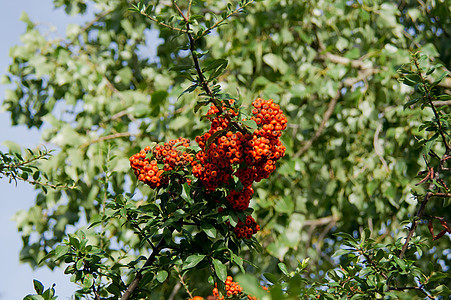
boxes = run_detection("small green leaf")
[242,120,258,131]
[54,245,70,260]
[33,279,44,294]
[82,274,94,289]
[278,262,288,275]
[201,222,217,238]
[212,258,227,282]
[156,270,168,283]
[182,254,206,270]
[178,84,198,100]
[431,71,449,87]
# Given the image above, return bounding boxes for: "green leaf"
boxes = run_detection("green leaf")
[156,270,168,283]
[208,59,228,81]
[82,274,94,290]
[204,59,228,72]
[182,254,206,270]
[235,274,268,298]
[263,53,288,73]
[332,248,352,258]
[194,100,209,113]
[212,258,227,282]
[33,280,44,294]
[431,71,449,87]
[242,120,258,131]
[206,129,225,149]
[201,221,217,238]
[23,296,45,300]
[278,262,288,275]
[54,244,70,260]
[178,84,198,100]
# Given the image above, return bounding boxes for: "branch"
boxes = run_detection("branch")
[168,281,182,300]
[433,99,451,107]
[399,190,434,258]
[359,250,388,280]
[80,132,137,149]
[176,267,193,299]
[303,215,339,226]
[92,284,101,300]
[430,192,451,198]
[294,53,380,158]
[120,235,168,300]
[294,86,341,158]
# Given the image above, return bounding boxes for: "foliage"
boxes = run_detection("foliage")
[1,0,450,299]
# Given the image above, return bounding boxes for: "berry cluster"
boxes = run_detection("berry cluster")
[209,276,261,300]
[226,186,254,211]
[129,138,193,189]
[130,98,287,240]
[192,101,249,191]
[251,98,287,138]
[232,216,260,239]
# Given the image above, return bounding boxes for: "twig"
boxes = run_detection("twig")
[388,286,434,299]
[177,268,193,298]
[303,215,339,226]
[433,100,451,107]
[198,0,255,39]
[413,57,450,152]
[180,7,248,134]
[2,150,51,170]
[92,284,101,300]
[120,235,168,300]
[139,11,187,33]
[15,176,76,190]
[359,249,388,280]
[430,193,451,198]
[399,190,434,258]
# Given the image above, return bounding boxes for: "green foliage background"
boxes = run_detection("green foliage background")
[2,0,450,298]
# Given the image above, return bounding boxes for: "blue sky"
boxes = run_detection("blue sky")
[0,1,92,299]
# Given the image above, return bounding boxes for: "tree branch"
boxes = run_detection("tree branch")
[80,132,137,149]
[294,86,341,158]
[120,236,168,300]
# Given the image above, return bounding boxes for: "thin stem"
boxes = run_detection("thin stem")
[180,10,248,134]
[92,283,101,300]
[176,267,193,298]
[187,0,193,18]
[3,151,51,170]
[140,11,188,33]
[17,176,76,190]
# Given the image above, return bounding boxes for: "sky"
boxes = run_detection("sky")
[0,1,92,299]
